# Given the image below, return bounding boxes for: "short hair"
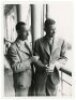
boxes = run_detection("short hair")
[44,18,56,29]
[16,22,26,31]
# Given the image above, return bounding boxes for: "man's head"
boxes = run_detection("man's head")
[16,22,29,40]
[44,18,56,37]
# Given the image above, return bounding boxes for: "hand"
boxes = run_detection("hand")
[46,63,55,72]
[31,56,39,63]
[54,60,65,69]
[54,61,61,69]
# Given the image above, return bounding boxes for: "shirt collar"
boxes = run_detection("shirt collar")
[16,39,28,45]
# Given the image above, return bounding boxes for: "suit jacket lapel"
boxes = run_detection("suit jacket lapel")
[42,37,51,57]
[51,37,57,55]
[16,41,31,57]
[42,37,56,61]
[49,37,58,62]
[24,42,32,56]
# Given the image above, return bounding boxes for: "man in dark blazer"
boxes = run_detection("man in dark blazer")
[33,18,68,96]
[7,22,37,96]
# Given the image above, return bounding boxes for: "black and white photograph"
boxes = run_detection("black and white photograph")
[0,0,74,97]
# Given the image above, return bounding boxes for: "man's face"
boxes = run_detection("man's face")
[18,25,29,40]
[46,24,56,37]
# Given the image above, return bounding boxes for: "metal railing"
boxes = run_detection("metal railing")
[60,67,72,95]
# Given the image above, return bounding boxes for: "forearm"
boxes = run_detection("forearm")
[55,57,68,69]
[12,59,31,73]
[33,59,45,68]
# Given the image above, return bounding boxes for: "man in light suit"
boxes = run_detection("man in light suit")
[7,22,36,96]
[33,18,68,96]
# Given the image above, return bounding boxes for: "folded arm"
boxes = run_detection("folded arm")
[55,40,69,70]
[8,45,31,73]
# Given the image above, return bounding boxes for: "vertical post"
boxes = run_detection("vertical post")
[31,4,44,48]
[16,4,29,22]
[61,71,63,96]
[46,4,48,19]
[46,4,52,19]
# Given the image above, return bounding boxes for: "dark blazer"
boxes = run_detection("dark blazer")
[33,36,67,96]
[8,39,32,89]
